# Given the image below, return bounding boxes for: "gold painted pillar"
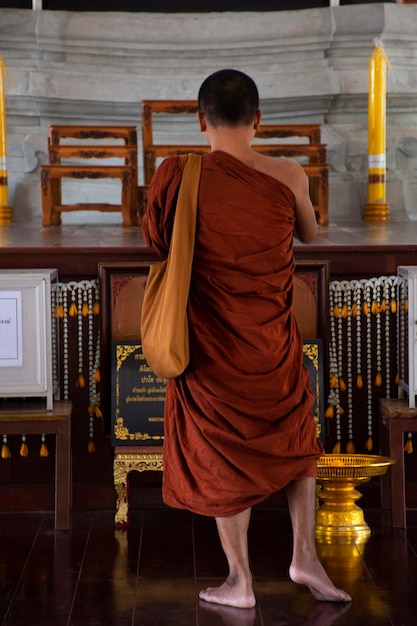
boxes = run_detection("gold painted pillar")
[0,56,12,224]
[365,42,391,222]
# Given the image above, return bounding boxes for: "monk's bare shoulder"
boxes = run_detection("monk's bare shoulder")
[252,153,317,242]
[253,153,305,195]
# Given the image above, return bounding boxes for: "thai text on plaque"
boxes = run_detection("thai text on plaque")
[111,340,165,445]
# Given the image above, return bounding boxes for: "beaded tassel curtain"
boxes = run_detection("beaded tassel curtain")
[52,279,101,452]
[326,276,406,454]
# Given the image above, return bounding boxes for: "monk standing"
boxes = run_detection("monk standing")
[142,69,351,608]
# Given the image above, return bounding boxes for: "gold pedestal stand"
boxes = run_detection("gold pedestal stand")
[315,454,396,544]
[0,206,12,224]
[364,202,390,222]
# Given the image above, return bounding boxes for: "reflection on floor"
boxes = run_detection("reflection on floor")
[1,494,417,626]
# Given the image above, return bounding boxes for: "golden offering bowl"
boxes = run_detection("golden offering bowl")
[315,454,396,544]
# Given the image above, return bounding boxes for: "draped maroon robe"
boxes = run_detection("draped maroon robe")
[142,151,323,517]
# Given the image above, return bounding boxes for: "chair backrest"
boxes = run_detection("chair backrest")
[48,125,137,146]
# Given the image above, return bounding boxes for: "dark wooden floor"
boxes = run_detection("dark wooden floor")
[2,490,417,626]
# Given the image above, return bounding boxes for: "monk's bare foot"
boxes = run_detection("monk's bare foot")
[289,560,351,603]
[199,577,256,609]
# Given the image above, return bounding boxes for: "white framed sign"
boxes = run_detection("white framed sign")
[0,269,58,410]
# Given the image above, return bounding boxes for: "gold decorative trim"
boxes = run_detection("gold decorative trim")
[303,341,321,438]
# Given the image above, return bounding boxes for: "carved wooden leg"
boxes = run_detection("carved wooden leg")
[41,167,53,226]
[113,455,129,526]
[41,167,62,227]
[121,169,133,227]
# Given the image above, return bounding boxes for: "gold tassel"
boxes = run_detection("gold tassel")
[405,434,413,454]
[365,437,373,451]
[330,374,338,388]
[357,374,364,389]
[375,372,382,387]
[54,304,64,318]
[390,299,397,314]
[88,438,96,454]
[325,405,334,418]
[76,373,86,388]
[40,436,49,458]
[339,377,347,392]
[81,302,89,317]
[20,436,28,458]
[88,405,103,419]
[1,436,11,459]
[371,300,379,315]
[342,304,349,318]
[93,301,100,315]
[332,441,341,454]
[380,299,386,313]
[362,302,369,316]
[94,369,101,383]
[351,303,358,317]
[333,304,341,318]
[346,440,355,453]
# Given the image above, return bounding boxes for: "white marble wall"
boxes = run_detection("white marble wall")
[1,4,417,224]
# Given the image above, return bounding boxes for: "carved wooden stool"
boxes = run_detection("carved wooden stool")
[379,397,417,528]
[40,164,135,227]
[113,446,163,525]
[42,125,139,226]
[47,144,138,203]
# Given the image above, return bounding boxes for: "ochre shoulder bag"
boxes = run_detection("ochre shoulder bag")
[140,153,202,379]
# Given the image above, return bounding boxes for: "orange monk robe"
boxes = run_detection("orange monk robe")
[142,151,323,517]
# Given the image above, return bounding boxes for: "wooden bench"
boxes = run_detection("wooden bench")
[0,400,72,530]
[141,99,328,225]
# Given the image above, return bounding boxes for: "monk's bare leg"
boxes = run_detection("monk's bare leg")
[199,508,256,608]
[286,477,352,602]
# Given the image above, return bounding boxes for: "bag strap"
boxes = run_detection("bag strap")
[168,153,202,268]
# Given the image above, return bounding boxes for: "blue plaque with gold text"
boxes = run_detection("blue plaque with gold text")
[111,340,165,446]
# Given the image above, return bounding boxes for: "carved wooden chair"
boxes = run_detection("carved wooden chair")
[41,125,140,226]
[141,99,328,225]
